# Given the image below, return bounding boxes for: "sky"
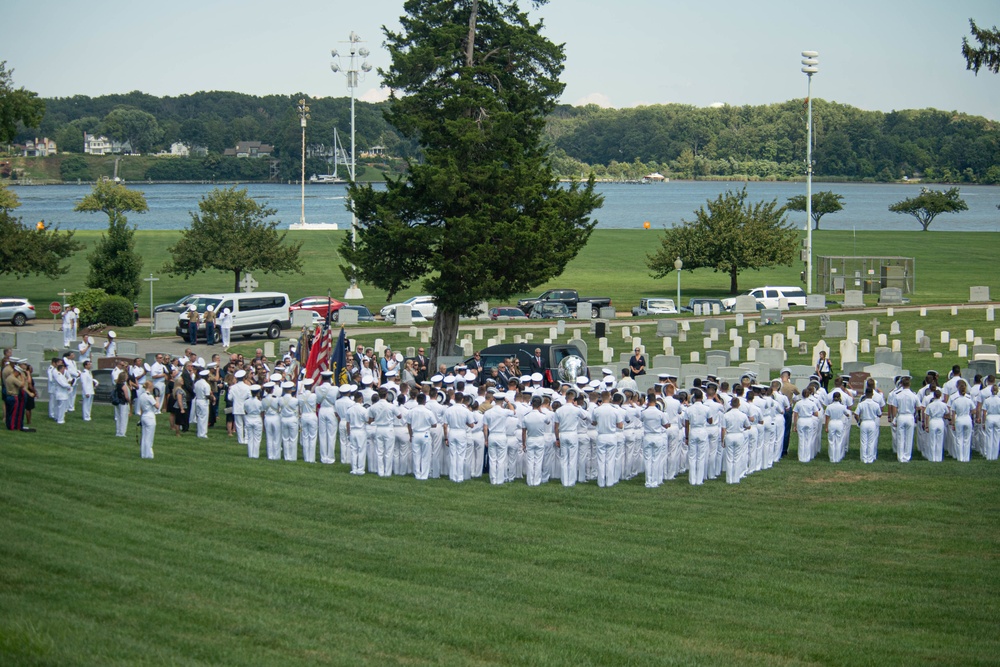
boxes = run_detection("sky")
[4,0,999,119]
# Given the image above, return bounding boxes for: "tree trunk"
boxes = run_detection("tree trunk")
[465,0,479,68]
[233,269,241,293]
[429,309,461,371]
[730,266,739,294]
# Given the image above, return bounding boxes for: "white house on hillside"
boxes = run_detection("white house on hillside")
[84,132,133,155]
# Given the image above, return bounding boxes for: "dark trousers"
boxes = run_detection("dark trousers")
[782,408,792,455]
[5,394,24,430]
[188,322,198,344]
[206,322,216,345]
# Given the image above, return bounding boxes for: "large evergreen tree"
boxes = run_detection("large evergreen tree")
[343,0,602,363]
[648,188,797,294]
[163,186,303,292]
[75,180,148,300]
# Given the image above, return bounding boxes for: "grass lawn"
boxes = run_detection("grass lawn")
[5,228,999,319]
[1,404,999,665]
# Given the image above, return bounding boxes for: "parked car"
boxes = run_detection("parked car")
[721,286,808,311]
[383,305,429,323]
[517,289,611,318]
[334,305,375,322]
[379,295,437,320]
[489,307,528,320]
[153,294,197,314]
[290,296,345,319]
[528,301,573,319]
[176,292,291,342]
[680,298,727,314]
[0,298,36,326]
[631,297,678,317]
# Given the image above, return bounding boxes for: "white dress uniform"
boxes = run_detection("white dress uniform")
[193,376,212,438]
[685,400,712,486]
[244,395,263,458]
[893,388,919,463]
[335,390,354,464]
[506,399,525,482]
[950,394,976,462]
[315,383,339,464]
[298,388,318,463]
[279,392,300,461]
[981,392,1000,460]
[704,399,725,480]
[346,400,369,474]
[79,368,97,421]
[64,357,80,412]
[521,408,550,487]
[539,405,556,483]
[640,403,669,488]
[793,398,819,462]
[428,398,448,478]
[52,369,73,424]
[393,401,412,475]
[554,402,583,487]
[47,364,58,420]
[824,401,850,462]
[444,402,475,483]
[661,395,683,480]
[483,402,512,485]
[229,380,251,445]
[138,391,157,459]
[406,402,437,480]
[217,309,233,349]
[262,393,282,460]
[722,407,751,484]
[923,399,948,462]
[855,397,882,463]
[368,399,396,477]
[771,391,790,466]
[62,309,76,348]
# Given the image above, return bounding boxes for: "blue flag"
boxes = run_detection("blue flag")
[331,326,349,385]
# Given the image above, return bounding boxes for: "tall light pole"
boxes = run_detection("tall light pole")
[801,51,819,294]
[331,31,372,301]
[297,99,310,226]
[143,273,159,335]
[674,257,683,310]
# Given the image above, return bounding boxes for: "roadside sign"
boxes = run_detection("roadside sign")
[49,301,62,315]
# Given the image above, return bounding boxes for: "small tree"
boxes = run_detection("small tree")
[785,191,844,230]
[75,180,148,300]
[0,184,83,279]
[648,188,797,294]
[962,19,1000,75]
[163,186,303,292]
[888,187,968,231]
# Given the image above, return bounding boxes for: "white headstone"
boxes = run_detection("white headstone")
[861,339,870,354]
[847,320,859,343]
[951,306,959,316]
[988,307,995,322]
[995,328,1000,341]
[886,307,894,317]
[680,321,691,331]
[690,351,700,363]
[786,325,796,338]
[662,337,672,352]
[788,334,799,348]
[949,339,959,352]
[796,319,806,332]
[663,346,674,357]
[420,331,430,343]
[892,339,902,352]
[729,328,738,341]
[598,337,607,351]
[576,302,592,320]
[763,335,772,348]
[890,321,900,335]
[920,308,927,317]
[374,338,385,355]
[734,295,758,313]
[556,320,566,335]
[773,333,785,350]
[240,273,258,293]
[264,342,275,357]
[970,286,990,303]
[633,337,642,351]
[710,329,719,341]
[878,334,887,346]
[703,337,713,349]
[621,326,631,338]
[747,321,756,334]
[513,335,523,344]
[549,327,558,340]
[693,304,703,316]
[678,331,687,342]
[487,338,497,347]
[730,346,741,362]
[735,314,744,327]
[839,339,858,365]
[497,328,506,341]
[409,326,418,338]
[543,338,552,344]
[733,336,743,349]
[394,306,412,325]
[915,329,924,344]
[958,343,968,358]
[746,347,756,361]
[602,347,614,363]
[941,331,950,344]
[475,327,484,340]
[524,333,533,341]
[966,329,975,343]
[812,340,830,365]
[778,297,789,311]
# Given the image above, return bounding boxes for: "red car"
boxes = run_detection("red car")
[290,296,346,320]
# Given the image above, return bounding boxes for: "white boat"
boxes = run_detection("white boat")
[308,128,349,185]
[309,174,345,185]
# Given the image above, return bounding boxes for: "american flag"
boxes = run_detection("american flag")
[305,324,332,383]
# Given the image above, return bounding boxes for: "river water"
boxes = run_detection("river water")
[10,181,1000,232]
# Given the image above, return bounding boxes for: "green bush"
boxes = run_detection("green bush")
[59,154,91,181]
[69,288,109,327]
[96,295,135,327]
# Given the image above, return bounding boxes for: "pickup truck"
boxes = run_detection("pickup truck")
[517,290,611,318]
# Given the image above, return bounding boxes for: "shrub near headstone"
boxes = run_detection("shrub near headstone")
[97,296,136,327]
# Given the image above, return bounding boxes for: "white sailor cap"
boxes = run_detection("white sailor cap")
[588,379,602,388]
[263,382,276,389]
[339,383,352,392]
[249,384,261,392]
[576,375,589,385]
[601,368,613,376]
[281,381,294,390]
[456,364,467,371]
[108,331,117,338]
[386,369,398,377]
[464,371,477,382]
[320,370,334,377]
[269,373,282,382]
[302,378,314,387]
[531,372,543,383]
[234,370,247,379]
[73,307,80,314]
[583,386,595,393]
[430,374,443,383]
[198,369,209,377]
[443,376,456,384]
[780,367,791,375]
[207,362,218,368]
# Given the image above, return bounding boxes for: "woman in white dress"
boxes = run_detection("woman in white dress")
[138,380,158,459]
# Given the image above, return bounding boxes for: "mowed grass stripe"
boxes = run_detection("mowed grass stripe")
[2,404,1000,665]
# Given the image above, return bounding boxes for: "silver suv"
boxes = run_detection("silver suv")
[0,298,37,326]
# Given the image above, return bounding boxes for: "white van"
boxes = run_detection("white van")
[721,286,808,311]
[176,292,291,343]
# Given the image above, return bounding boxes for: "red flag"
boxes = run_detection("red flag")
[305,326,332,383]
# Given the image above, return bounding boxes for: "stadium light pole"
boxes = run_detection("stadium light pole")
[297,99,310,226]
[674,257,683,309]
[331,32,372,301]
[801,51,819,294]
